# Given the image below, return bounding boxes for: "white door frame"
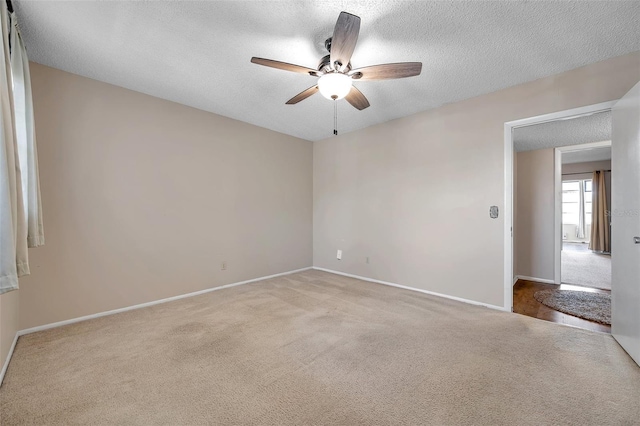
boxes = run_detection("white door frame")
[554,140,612,284]
[503,101,616,310]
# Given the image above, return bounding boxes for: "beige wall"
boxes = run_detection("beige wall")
[515,149,555,281]
[0,290,19,375]
[18,63,313,330]
[562,160,611,175]
[314,52,639,308]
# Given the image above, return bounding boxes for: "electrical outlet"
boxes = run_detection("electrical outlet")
[337,250,342,260]
[221,261,227,271]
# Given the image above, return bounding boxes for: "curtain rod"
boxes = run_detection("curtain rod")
[562,170,611,176]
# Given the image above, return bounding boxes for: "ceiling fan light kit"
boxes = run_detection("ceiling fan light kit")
[251,11,422,134]
[318,73,352,100]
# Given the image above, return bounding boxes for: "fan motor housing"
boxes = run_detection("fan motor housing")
[320,37,353,73]
[318,54,352,74]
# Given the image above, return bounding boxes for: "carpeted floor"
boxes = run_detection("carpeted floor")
[1,270,638,425]
[561,248,611,290]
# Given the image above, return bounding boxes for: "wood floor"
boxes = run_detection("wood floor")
[513,279,611,333]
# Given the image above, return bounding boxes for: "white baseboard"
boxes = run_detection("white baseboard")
[514,275,556,285]
[18,267,313,337]
[0,332,19,387]
[312,267,509,312]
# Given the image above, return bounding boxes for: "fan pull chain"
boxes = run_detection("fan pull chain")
[333,98,338,136]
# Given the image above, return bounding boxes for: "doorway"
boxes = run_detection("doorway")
[505,103,615,332]
[557,142,612,291]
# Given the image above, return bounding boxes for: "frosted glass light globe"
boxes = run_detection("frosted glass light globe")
[318,73,353,100]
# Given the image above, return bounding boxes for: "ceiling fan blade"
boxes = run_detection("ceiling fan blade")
[345,86,370,110]
[251,57,319,76]
[286,85,319,104]
[350,62,422,80]
[330,12,361,72]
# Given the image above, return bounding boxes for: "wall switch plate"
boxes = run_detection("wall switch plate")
[366,256,370,264]
[221,261,227,270]
[489,206,499,219]
[337,250,342,260]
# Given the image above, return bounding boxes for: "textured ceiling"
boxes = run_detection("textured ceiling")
[514,111,611,152]
[15,1,640,141]
[561,146,611,164]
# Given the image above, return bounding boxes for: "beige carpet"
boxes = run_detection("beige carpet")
[1,270,639,425]
[561,249,611,290]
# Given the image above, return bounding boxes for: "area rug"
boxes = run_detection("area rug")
[534,289,611,325]
[561,249,611,290]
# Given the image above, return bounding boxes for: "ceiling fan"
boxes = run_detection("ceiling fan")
[250,11,422,111]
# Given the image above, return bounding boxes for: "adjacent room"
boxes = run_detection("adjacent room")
[561,144,612,289]
[513,112,616,333]
[1,1,639,424]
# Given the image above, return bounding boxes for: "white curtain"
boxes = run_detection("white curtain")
[576,180,585,239]
[0,4,43,295]
[10,11,43,248]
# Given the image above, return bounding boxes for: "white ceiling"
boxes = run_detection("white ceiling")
[562,146,611,164]
[15,1,640,142]
[514,111,611,152]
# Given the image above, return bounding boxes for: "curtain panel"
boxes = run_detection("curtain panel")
[589,170,610,253]
[0,4,43,295]
[10,11,44,248]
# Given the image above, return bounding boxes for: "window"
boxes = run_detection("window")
[562,180,592,226]
[584,180,592,225]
